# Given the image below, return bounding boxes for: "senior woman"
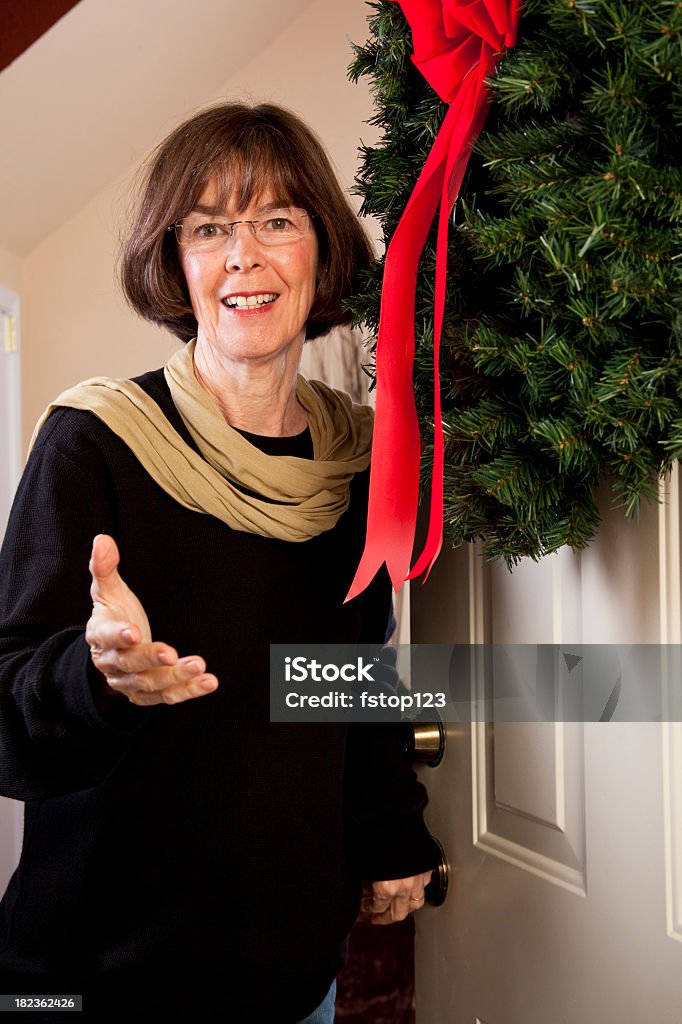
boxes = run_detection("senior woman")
[0,103,436,1022]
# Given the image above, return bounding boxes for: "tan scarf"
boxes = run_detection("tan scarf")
[29,340,373,542]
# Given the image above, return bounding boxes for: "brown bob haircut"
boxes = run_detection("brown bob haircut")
[120,102,375,342]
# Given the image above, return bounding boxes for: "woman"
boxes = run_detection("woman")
[0,102,436,1022]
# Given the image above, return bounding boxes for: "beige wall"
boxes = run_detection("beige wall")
[18,0,379,447]
[0,246,22,297]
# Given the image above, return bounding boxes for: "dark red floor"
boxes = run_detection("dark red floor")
[335,913,416,1023]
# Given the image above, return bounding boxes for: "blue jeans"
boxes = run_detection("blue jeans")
[295,979,336,1024]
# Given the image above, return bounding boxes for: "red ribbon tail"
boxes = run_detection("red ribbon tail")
[349,1,522,601]
[345,127,454,603]
[409,72,491,583]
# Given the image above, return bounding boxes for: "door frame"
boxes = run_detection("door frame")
[0,282,23,889]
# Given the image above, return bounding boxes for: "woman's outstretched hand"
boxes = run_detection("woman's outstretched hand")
[86,534,218,706]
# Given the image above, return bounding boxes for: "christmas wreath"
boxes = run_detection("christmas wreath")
[348,0,682,568]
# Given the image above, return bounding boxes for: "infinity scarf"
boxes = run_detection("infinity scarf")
[30,340,373,542]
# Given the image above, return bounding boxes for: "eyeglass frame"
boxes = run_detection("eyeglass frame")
[166,207,314,251]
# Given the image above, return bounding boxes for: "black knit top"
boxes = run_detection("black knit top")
[0,369,435,1022]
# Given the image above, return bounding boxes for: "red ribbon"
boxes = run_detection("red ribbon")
[346,0,520,602]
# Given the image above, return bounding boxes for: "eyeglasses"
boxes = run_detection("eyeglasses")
[169,206,312,252]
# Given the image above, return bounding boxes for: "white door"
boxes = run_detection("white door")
[0,290,23,898]
[411,471,682,1023]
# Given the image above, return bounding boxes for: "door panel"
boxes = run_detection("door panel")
[411,468,682,1023]
[479,719,586,892]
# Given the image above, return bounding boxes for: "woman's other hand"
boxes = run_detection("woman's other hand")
[360,870,433,925]
[86,534,218,706]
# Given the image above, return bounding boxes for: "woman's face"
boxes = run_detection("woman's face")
[178,179,319,365]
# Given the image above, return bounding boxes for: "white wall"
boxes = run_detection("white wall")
[19,0,380,447]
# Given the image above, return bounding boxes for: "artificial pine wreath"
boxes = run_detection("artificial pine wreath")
[348,0,682,566]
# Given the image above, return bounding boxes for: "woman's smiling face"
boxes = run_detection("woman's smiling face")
[178,179,319,365]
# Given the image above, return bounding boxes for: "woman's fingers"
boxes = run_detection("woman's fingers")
[110,670,219,706]
[86,618,146,655]
[87,533,153,654]
[365,894,420,924]
[89,534,122,599]
[98,647,219,704]
[112,655,204,686]
[361,872,432,924]
[88,534,149,629]
[89,636,178,676]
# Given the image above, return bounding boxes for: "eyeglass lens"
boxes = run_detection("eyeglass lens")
[175,208,309,249]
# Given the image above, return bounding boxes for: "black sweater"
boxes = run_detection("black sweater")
[0,369,435,1022]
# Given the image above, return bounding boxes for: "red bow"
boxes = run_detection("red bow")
[346,0,520,602]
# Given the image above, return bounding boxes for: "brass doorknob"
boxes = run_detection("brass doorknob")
[424,837,449,907]
[401,709,445,766]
